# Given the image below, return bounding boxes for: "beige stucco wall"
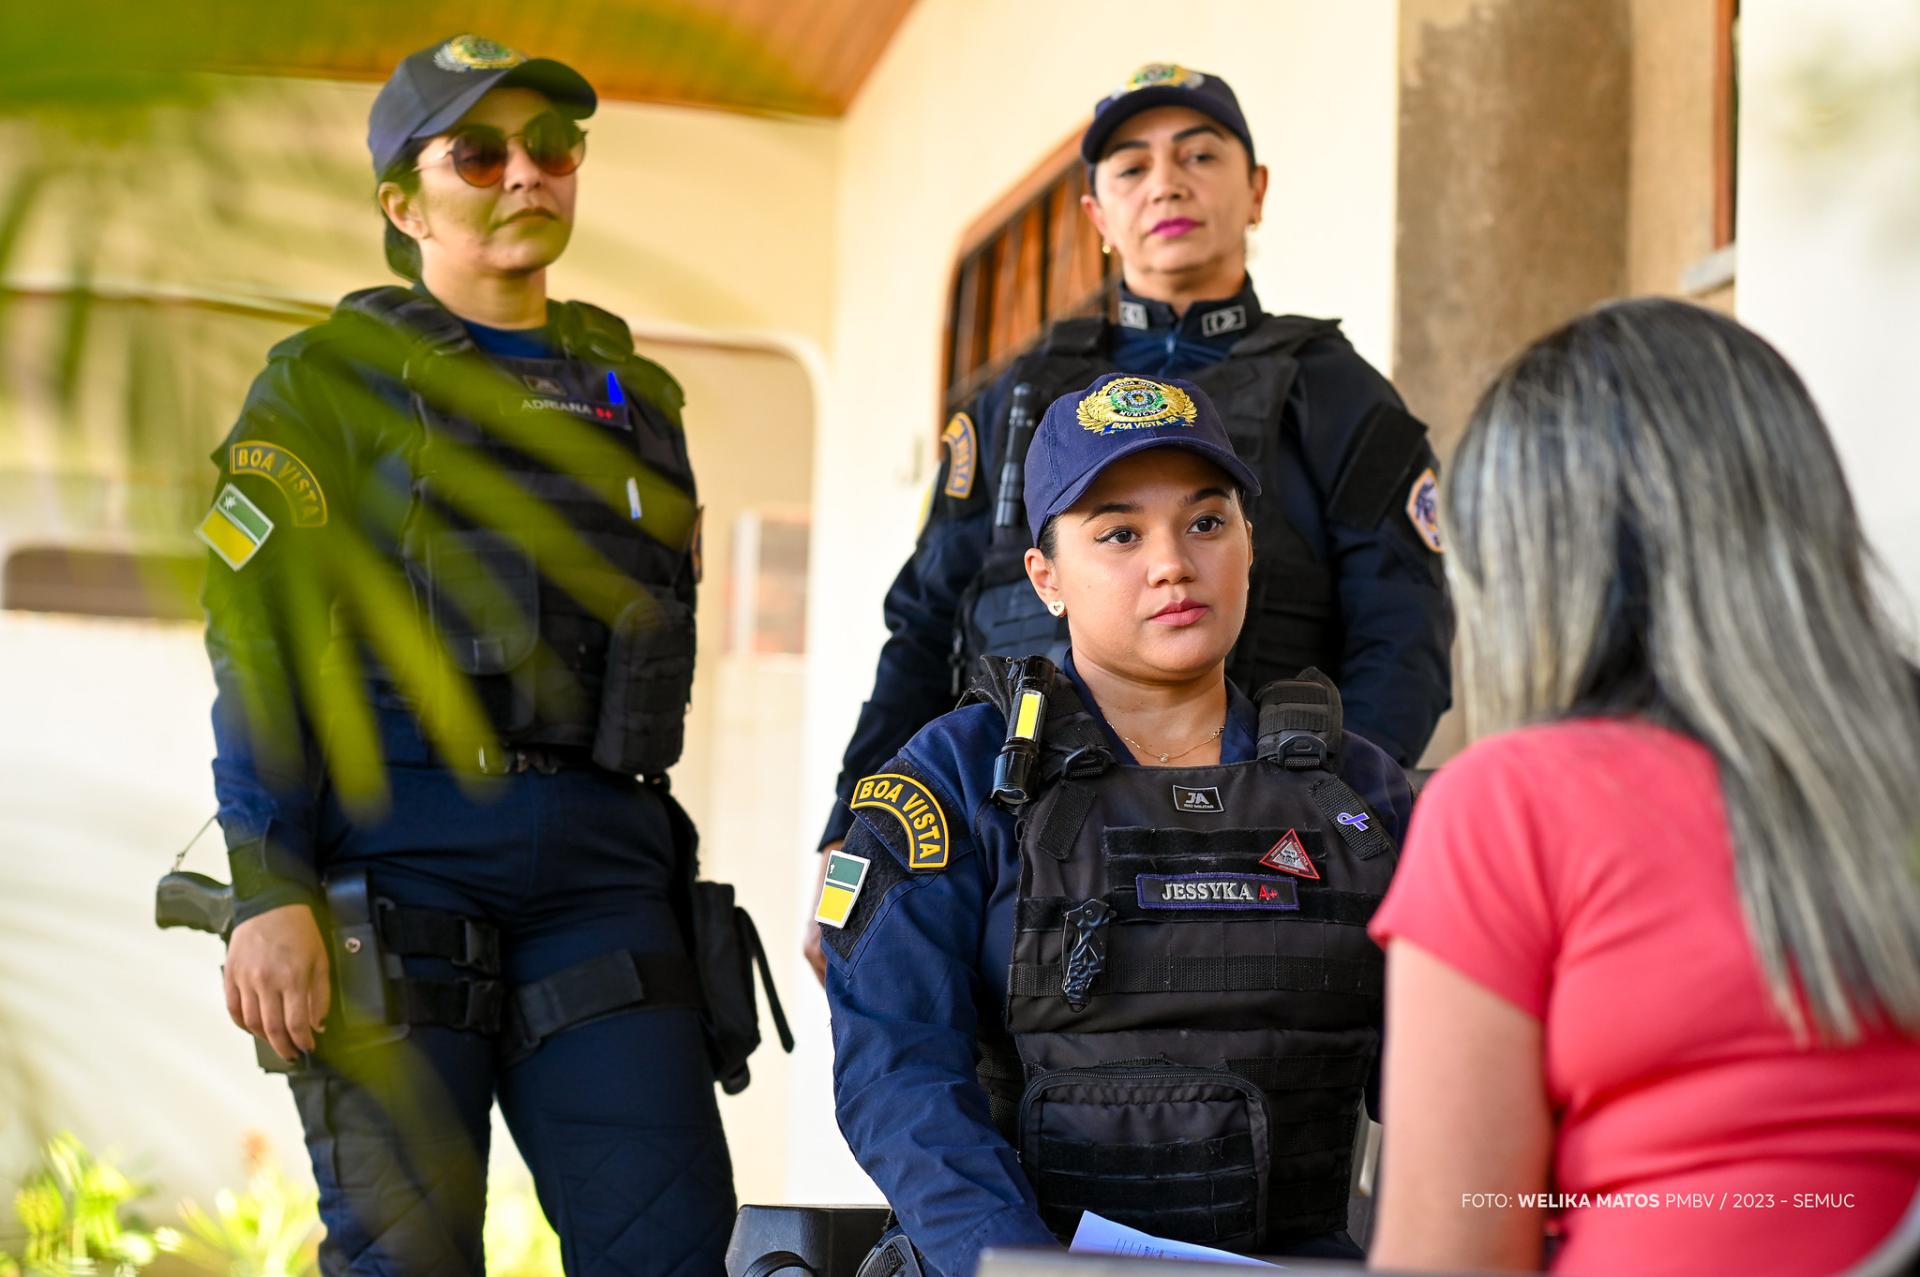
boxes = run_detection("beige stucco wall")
[1625,0,1724,297]
[1736,0,1920,633]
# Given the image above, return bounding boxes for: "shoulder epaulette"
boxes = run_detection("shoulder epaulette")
[1255,667,1343,771]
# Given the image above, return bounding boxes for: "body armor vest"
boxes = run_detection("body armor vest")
[336,287,698,775]
[970,659,1395,1251]
[954,316,1343,697]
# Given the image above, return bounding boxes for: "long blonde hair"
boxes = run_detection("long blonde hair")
[1444,298,1920,1042]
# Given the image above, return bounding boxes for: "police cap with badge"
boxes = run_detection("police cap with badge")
[367,33,596,178]
[1081,62,1255,176]
[1024,370,1261,543]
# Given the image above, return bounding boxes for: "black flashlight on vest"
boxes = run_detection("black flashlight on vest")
[992,656,1056,809]
[992,382,1038,532]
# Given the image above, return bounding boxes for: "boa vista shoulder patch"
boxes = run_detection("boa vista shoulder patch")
[850,771,950,871]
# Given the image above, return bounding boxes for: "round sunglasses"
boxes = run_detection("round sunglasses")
[419,113,588,188]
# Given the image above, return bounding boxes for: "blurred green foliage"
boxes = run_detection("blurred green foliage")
[0,1131,563,1276]
[0,1132,165,1276]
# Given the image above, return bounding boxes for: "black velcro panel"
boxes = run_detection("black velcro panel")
[1326,404,1428,530]
[1309,777,1394,861]
[1227,1053,1373,1092]
[1036,1166,1255,1214]
[1019,887,1375,931]
[822,827,910,963]
[1036,1130,1254,1178]
[1034,780,1097,860]
[1008,954,1382,999]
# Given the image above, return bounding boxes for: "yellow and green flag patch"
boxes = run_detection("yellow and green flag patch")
[814,849,871,930]
[197,483,274,571]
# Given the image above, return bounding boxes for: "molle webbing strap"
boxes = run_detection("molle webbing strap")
[1036,1131,1254,1180]
[963,655,1026,720]
[1256,670,1342,768]
[1036,1169,1253,1216]
[1016,889,1378,931]
[975,1041,1026,1136]
[1227,1053,1374,1093]
[561,300,636,363]
[501,950,704,1064]
[1008,953,1383,999]
[336,286,475,358]
[1044,317,1106,356]
[1326,403,1428,530]
[1309,777,1393,861]
[380,906,502,974]
[1030,781,1097,861]
[1265,1178,1352,1236]
[397,976,505,1034]
[1226,315,1342,360]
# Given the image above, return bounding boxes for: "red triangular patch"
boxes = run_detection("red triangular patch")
[1260,828,1320,880]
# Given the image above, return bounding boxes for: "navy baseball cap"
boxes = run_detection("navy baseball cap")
[1081,63,1255,174]
[369,34,597,178]
[1025,373,1261,544]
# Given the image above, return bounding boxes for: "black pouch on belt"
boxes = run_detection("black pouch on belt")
[593,588,696,775]
[692,881,795,1095]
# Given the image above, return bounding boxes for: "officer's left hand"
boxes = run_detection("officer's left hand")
[225,903,331,1061]
[804,843,839,986]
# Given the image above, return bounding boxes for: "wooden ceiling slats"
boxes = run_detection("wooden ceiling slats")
[191,0,917,118]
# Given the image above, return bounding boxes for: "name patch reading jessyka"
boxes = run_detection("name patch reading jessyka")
[1137,873,1299,911]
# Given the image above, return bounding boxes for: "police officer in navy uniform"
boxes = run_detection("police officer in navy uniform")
[202,35,731,1275]
[820,373,1412,1277]
[806,63,1449,980]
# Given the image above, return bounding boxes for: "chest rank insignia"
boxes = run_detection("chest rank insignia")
[1260,828,1321,880]
[1077,377,1197,435]
[229,441,327,527]
[940,411,977,499]
[1406,466,1443,554]
[851,772,950,871]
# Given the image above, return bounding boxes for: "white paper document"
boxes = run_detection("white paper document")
[1068,1212,1281,1267]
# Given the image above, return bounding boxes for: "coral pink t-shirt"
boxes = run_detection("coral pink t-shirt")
[1370,719,1920,1276]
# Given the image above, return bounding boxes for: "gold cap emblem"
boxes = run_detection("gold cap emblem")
[1124,63,1204,94]
[434,35,527,72]
[1077,377,1198,434]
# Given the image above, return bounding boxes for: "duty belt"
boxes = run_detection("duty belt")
[473,744,592,775]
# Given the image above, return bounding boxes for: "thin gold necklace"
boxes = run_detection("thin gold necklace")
[1119,721,1227,765]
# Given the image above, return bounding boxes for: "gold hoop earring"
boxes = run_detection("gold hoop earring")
[1100,242,1112,256]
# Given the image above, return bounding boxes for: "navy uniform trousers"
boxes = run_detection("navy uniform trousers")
[289,717,733,1277]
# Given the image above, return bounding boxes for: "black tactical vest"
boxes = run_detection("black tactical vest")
[335,287,699,776]
[970,659,1395,1251]
[954,317,1343,697]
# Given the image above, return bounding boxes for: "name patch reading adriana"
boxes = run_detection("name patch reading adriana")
[850,772,950,871]
[1137,873,1299,911]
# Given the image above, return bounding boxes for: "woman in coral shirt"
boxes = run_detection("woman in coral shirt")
[1368,299,1920,1276]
